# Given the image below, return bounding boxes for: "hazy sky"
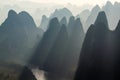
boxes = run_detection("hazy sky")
[0,0,120,26]
[19,0,120,6]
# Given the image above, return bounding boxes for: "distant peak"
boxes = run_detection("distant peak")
[94,5,100,9]
[95,11,108,27]
[42,15,47,18]
[18,11,30,16]
[92,5,101,12]
[50,17,59,23]
[55,9,58,12]
[18,11,36,27]
[61,8,72,14]
[95,5,100,8]
[41,15,48,22]
[75,18,83,28]
[55,8,71,13]
[70,16,75,20]
[49,17,60,27]
[98,11,106,16]
[76,18,81,23]
[47,17,60,31]
[114,1,120,6]
[106,1,113,6]
[60,17,67,25]
[8,10,17,17]
[62,8,69,11]
[18,11,34,20]
[18,11,33,19]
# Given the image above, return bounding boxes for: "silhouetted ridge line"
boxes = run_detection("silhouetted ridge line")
[18,11,36,28]
[60,17,67,26]
[84,5,101,31]
[95,11,109,28]
[8,10,17,18]
[43,24,68,74]
[0,9,43,65]
[67,16,75,35]
[29,17,61,68]
[74,11,112,80]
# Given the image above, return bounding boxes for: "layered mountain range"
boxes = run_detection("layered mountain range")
[75,11,120,80]
[0,1,120,80]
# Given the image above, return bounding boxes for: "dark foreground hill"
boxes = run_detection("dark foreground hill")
[75,11,120,80]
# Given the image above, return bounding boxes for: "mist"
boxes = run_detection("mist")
[0,0,120,80]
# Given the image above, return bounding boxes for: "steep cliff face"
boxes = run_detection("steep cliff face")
[30,17,61,68]
[74,11,113,80]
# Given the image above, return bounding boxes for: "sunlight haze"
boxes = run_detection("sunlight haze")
[20,0,120,6]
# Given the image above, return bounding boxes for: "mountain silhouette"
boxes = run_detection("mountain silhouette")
[76,9,90,30]
[43,24,68,73]
[67,16,75,35]
[50,8,73,21]
[94,11,108,27]
[42,24,69,80]
[0,2,120,80]
[30,16,85,80]
[39,17,85,80]
[60,17,67,26]
[62,18,85,80]
[82,1,120,32]
[74,11,112,80]
[39,15,49,31]
[30,17,61,68]
[39,8,73,31]
[85,5,101,32]
[0,10,43,65]
[102,1,120,30]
